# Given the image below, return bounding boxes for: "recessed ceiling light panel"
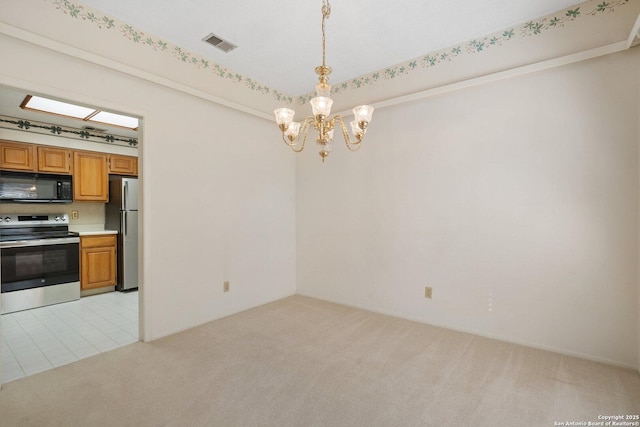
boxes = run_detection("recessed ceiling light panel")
[22,95,95,119]
[90,111,139,129]
[20,95,139,130]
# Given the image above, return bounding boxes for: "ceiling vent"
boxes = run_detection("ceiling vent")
[82,125,107,133]
[202,33,237,53]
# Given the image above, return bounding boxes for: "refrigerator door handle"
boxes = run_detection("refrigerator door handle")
[123,181,128,211]
[122,211,127,236]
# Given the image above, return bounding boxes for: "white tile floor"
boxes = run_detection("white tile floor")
[1,290,138,384]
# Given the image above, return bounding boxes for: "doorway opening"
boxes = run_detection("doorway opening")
[0,84,144,384]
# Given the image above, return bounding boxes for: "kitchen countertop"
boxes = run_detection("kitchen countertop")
[69,225,118,236]
[75,230,118,236]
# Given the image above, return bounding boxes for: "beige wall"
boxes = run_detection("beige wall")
[0,0,638,374]
[297,49,640,369]
[0,32,297,341]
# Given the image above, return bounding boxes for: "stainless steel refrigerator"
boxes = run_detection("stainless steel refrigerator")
[105,176,138,291]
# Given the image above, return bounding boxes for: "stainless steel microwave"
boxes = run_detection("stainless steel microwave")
[0,171,73,203]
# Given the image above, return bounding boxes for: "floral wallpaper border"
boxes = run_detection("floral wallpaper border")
[298,0,630,103]
[0,115,138,147]
[48,0,294,104]
[47,0,629,106]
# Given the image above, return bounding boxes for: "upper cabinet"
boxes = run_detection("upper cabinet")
[0,140,36,171]
[109,154,138,176]
[37,146,72,174]
[73,151,108,202]
[0,140,137,202]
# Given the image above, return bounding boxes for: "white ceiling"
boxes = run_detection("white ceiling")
[78,0,584,96]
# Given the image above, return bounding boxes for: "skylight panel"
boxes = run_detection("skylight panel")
[89,111,139,129]
[22,95,95,119]
[20,95,138,130]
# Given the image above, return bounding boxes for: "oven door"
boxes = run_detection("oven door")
[1,238,80,293]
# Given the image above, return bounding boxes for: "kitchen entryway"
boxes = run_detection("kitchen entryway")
[1,291,138,383]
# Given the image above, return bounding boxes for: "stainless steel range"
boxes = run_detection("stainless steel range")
[0,214,80,314]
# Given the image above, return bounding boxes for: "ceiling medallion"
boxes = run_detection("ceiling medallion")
[274,0,374,163]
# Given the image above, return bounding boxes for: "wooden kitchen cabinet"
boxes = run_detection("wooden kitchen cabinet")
[37,146,72,174]
[109,154,137,176]
[0,140,36,171]
[2,141,135,201]
[73,151,108,202]
[80,235,117,290]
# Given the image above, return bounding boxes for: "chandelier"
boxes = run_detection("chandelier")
[274,0,374,162]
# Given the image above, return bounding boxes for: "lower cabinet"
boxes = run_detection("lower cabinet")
[80,235,117,290]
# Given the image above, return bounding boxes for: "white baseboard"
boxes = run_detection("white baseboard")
[295,291,639,373]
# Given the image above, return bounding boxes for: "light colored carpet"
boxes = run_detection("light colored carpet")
[1,295,638,426]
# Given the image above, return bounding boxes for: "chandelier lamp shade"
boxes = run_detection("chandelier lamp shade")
[274,0,374,162]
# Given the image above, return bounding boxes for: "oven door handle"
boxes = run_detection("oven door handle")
[0,237,80,248]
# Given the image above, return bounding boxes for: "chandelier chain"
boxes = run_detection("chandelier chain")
[335,116,362,151]
[273,0,373,163]
[321,0,330,68]
[292,119,312,152]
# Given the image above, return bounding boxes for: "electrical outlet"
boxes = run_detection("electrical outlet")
[223,281,230,292]
[71,210,79,220]
[424,286,432,299]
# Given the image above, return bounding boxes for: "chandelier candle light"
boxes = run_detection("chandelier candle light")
[274,0,374,162]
